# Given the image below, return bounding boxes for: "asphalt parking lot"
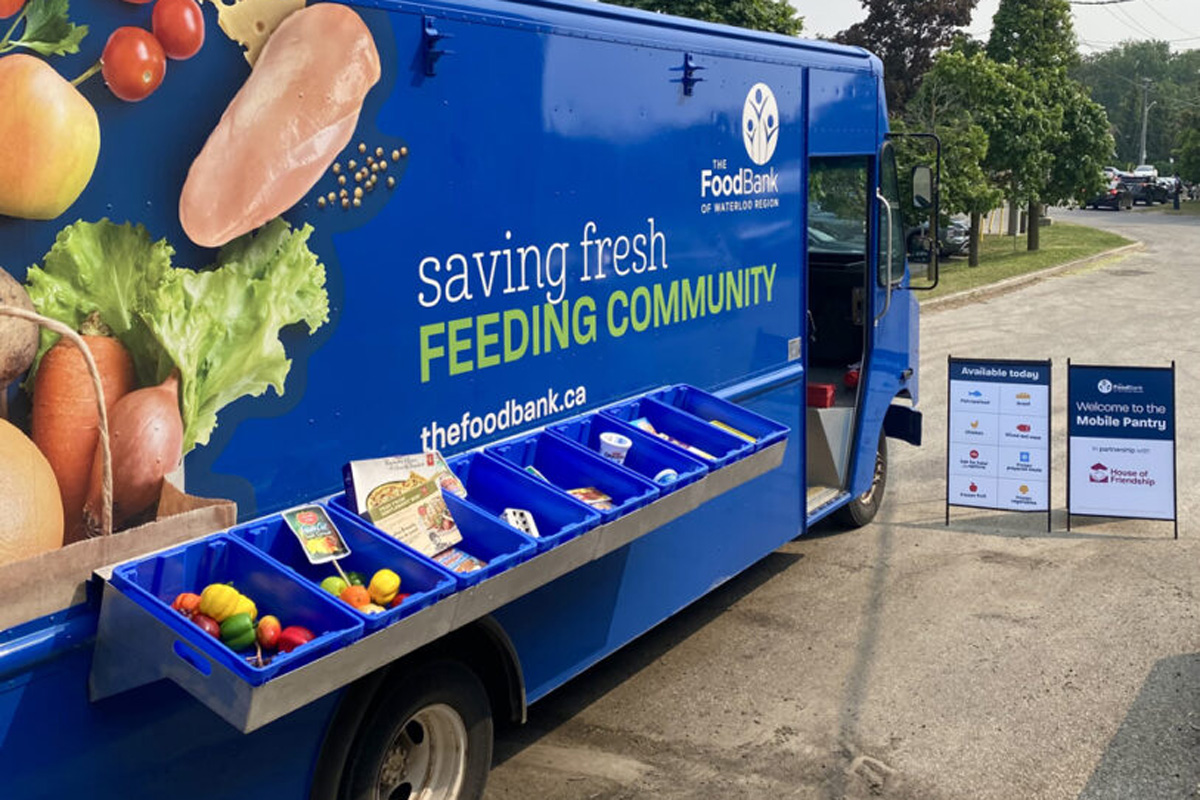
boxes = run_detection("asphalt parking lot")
[484,206,1200,799]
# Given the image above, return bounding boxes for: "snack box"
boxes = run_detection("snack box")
[446,452,602,552]
[486,432,659,523]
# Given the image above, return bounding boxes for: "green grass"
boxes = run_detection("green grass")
[921,221,1133,302]
[1156,199,1200,217]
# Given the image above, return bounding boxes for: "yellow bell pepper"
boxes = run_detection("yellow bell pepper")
[199,583,242,623]
[368,569,401,606]
[231,593,257,623]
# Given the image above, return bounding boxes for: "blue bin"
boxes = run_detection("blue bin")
[447,452,601,551]
[548,413,708,494]
[230,510,458,631]
[110,534,364,685]
[601,396,752,467]
[327,492,537,589]
[647,384,790,450]
[487,432,659,522]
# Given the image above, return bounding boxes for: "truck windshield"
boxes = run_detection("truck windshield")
[808,157,869,257]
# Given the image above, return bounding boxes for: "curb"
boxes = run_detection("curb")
[921,241,1144,313]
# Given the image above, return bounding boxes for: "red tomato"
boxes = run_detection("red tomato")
[192,614,220,638]
[389,593,411,608]
[152,0,205,60]
[0,0,26,20]
[102,27,166,102]
[276,626,315,654]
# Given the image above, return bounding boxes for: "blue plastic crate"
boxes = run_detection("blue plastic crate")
[487,432,660,522]
[647,384,790,450]
[230,509,458,631]
[548,413,708,494]
[601,396,752,467]
[447,451,601,551]
[109,534,364,686]
[327,492,537,589]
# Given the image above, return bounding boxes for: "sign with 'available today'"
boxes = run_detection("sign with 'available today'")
[947,357,1051,515]
[1068,363,1176,523]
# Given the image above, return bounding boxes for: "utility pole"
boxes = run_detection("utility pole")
[1140,78,1156,166]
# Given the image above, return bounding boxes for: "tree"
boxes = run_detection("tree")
[1042,75,1113,208]
[1177,129,1200,184]
[834,0,978,114]
[607,0,802,36]
[1074,42,1200,169]
[904,48,1006,266]
[986,0,1077,71]
[986,0,1106,251]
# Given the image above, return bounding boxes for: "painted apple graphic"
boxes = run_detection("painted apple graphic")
[969,482,978,492]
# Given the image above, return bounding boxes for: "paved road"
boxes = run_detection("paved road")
[484,205,1200,800]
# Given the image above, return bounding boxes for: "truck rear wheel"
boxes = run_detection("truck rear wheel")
[833,432,887,529]
[341,659,493,800]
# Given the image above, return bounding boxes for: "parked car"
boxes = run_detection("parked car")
[1086,178,1133,210]
[1125,174,1169,205]
[907,218,969,260]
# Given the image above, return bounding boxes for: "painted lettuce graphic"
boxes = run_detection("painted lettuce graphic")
[147,220,329,450]
[26,218,328,452]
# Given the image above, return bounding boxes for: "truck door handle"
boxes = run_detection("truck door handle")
[874,189,894,324]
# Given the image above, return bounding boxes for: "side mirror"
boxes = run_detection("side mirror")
[912,166,933,210]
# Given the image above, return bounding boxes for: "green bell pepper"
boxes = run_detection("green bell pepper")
[220,612,257,651]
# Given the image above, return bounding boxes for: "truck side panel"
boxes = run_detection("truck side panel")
[494,385,802,702]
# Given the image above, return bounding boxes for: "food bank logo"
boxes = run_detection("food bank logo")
[1090,463,1109,483]
[699,84,782,210]
[743,83,779,165]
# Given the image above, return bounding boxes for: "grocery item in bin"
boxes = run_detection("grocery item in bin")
[629,417,716,461]
[503,507,540,538]
[171,584,311,666]
[524,464,550,482]
[653,468,679,485]
[343,452,466,557]
[598,431,633,465]
[568,487,615,511]
[282,505,350,564]
[432,547,488,574]
[708,419,755,443]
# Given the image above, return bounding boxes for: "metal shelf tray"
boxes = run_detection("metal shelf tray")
[89,441,785,732]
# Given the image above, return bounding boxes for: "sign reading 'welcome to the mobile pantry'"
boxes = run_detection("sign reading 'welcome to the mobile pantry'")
[1068,363,1176,523]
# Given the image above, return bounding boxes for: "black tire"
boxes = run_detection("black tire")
[833,432,887,529]
[340,659,494,800]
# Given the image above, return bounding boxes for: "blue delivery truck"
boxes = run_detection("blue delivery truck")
[0,0,936,797]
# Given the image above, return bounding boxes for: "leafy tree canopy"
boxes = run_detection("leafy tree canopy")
[987,0,1077,70]
[607,0,802,36]
[835,0,978,114]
